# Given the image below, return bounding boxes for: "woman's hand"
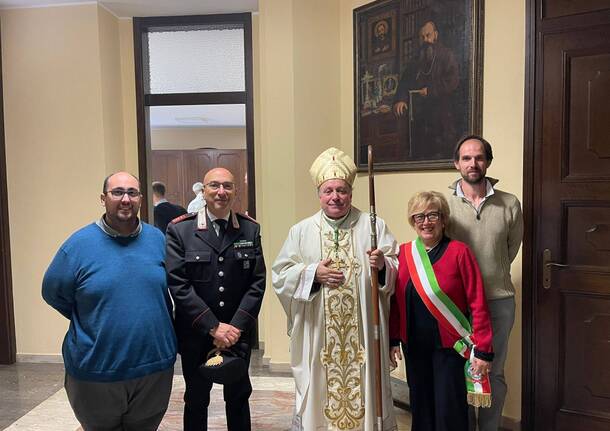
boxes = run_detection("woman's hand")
[389,346,402,369]
[470,357,491,376]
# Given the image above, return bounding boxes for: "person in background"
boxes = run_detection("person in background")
[152,181,187,232]
[42,171,177,431]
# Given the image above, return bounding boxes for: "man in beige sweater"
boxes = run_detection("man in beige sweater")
[447,135,523,431]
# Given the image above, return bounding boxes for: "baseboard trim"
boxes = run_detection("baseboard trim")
[268,361,291,373]
[500,416,521,431]
[17,354,63,363]
[391,376,410,410]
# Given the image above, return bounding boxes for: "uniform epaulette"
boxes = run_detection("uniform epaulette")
[237,212,258,224]
[171,212,197,224]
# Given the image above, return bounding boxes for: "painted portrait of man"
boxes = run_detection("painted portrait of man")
[355,0,482,170]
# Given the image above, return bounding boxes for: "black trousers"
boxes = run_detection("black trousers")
[180,338,252,431]
[404,344,468,431]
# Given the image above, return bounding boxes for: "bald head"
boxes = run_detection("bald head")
[203,167,236,218]
[203,167,235,185]
[103,171,140,193]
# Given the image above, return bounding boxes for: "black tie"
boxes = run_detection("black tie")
[215,219,227,241]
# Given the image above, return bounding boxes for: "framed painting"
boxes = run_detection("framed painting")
[354,0,484,171]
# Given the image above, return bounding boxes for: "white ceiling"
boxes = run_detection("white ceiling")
[150,105,246,129]
[0,0,258,18]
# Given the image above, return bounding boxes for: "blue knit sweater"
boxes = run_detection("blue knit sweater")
[42,222,177,382]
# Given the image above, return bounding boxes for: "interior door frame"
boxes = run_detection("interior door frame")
[132,13,256,221]
[522,0,540,428]
[0,26,17,365]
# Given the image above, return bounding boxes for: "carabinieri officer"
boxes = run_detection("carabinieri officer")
[165,167,266,431]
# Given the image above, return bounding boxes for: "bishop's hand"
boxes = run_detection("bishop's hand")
[315,258,345,289]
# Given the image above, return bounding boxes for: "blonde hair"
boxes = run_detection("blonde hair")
[407,191,450,228]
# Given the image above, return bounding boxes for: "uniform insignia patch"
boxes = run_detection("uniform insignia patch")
[234,240,254,249]
[171,212,196,224]
[238,212,258,224]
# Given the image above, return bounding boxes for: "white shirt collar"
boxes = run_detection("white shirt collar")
[456,178,495,199]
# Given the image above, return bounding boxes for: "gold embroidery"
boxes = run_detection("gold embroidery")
[321,227,365,429]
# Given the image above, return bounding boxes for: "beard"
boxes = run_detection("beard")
[419,42,435,64]
[461,169,485,185]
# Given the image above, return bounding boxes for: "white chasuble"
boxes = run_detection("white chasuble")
[272,208,399,431]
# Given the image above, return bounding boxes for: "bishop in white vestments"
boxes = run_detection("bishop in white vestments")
[272,147,399,431]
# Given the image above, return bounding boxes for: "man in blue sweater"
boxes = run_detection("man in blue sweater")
[42,171,177,431]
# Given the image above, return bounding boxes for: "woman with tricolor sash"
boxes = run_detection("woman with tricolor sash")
[389,191,494,431]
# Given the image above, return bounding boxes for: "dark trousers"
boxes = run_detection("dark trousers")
[180,338,252,431]
[65,368,173,431]
[404,344,468,431]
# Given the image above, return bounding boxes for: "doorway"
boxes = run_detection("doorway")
[133,13,255,221]
[522,1,610,430]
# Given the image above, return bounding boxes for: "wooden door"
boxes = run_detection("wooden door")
[151,150,186,207]
[526,2,610,430]
[214,149,248,214]
[183,149,249,215]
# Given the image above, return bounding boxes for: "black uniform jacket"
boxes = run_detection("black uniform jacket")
[154,201,187,232]
[165,210,266,345]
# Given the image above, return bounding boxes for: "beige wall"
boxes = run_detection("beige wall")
[119,18,138,174]
[97,5,125,173]
[150,127,246,150]
[1,4,130,354]
[257,0,297,364]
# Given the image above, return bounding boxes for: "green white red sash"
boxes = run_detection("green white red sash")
[405,238,492,408]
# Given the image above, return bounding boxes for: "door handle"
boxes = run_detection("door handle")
[543,248,568,290]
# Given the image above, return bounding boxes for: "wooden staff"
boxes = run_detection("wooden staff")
[368,144,384,430]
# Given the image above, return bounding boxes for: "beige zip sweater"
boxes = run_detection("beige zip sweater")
[447,178,523,300]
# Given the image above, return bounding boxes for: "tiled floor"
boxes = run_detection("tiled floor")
[0,351,412,430]
[0,362,65,429]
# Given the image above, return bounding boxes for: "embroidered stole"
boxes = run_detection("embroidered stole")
[320,214,365,429]
[405,238,492,408]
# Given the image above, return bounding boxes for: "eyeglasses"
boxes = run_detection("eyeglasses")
[412,211,441,224]
[204,181,235,191]
[319,186,351,197]
[105,188,141,199]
